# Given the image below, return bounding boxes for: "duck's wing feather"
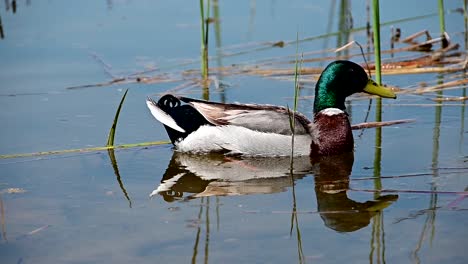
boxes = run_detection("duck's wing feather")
[146,98,186,133]
[178,96,312,135]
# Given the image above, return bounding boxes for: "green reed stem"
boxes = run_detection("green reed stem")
[464,0,468,49]
[438,0,446,34]
[371,0,382,85]
[200,0,209,79]
[107,89,128,146]
[293,35,301,123]
[191,198,204,264]
[204,197,210,264]
[371,0,383,199]
[289,32,302,155]
[0,140,170,159]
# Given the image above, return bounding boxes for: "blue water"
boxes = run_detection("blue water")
[0,1,467,263]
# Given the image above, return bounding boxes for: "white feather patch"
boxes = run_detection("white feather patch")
[146,100,186,133]
[175,125,312,157]
[320,108,345,116]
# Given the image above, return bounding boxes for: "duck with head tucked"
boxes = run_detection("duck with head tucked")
[146,60,396,157]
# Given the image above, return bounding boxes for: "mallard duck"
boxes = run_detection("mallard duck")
[146,60,396,156]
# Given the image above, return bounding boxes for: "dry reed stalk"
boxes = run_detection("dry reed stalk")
[243,67,322,77]
[406,78,468,94]
[432,96,468,102]
[351,119,415,130]
[353,103,467,107]
[66,34,466,90]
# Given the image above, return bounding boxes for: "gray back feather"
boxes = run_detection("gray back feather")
[179,96,312,136]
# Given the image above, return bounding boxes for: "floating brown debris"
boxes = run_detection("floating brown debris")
[0,188,27,194]
[351,119,415,130]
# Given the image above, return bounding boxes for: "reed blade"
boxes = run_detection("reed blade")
[107,89,128,147]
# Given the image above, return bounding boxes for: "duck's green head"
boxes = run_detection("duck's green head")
[313,60,396,113]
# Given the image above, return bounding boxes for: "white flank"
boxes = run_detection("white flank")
[320,108,345,116]
[146,100,186,133]
[175,125,312,157]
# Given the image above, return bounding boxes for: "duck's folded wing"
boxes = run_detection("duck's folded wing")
[179,96,312,135]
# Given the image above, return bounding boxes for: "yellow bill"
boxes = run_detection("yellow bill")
[363,79,397,99]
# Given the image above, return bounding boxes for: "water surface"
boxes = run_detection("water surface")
[0,1,467,263]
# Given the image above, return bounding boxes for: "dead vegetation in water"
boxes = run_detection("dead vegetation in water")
[67,29,467,107]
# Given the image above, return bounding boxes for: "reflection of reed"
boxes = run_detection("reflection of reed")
[412,187,438,264]
[0,13,4,39]
[289,163,305,264]
[373,126,382,192]
[191,198,203,264]
[368,72,385,264]
[216,197,220,231]
[204,198,210,264]
[459,72,466,153]
[412,75,444,263]
[0,193,7,242]
[432,77,443,169]
[369,212,387,264]
[190,197,211,264]
[290,195,305,264]
[107,149,132,208]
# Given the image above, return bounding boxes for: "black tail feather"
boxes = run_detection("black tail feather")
[152,94,212,144]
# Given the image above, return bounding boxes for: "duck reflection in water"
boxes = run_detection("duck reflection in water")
[151,153,313,201]
[151,152,398,232]
[313,153,398,232]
